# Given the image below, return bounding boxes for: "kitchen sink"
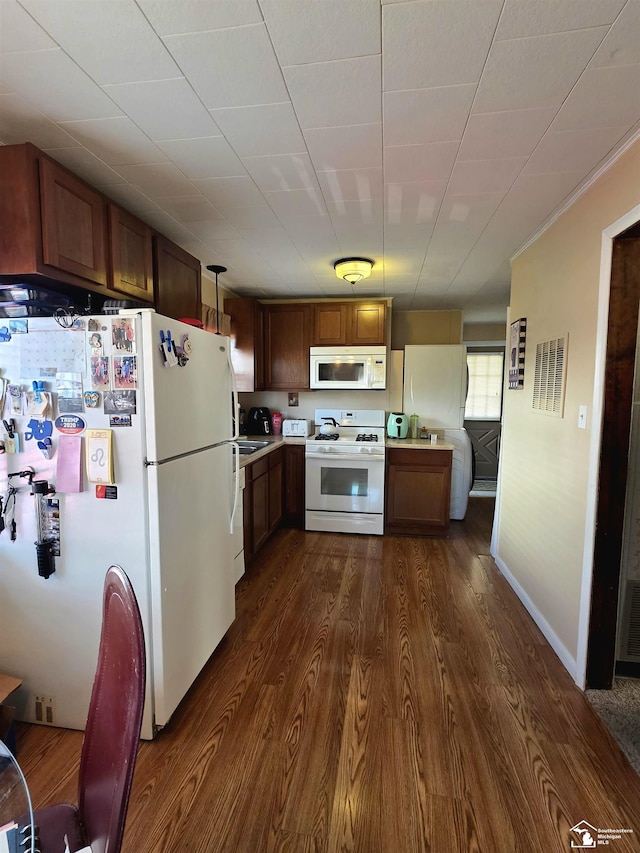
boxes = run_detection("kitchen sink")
[235,440,270,455]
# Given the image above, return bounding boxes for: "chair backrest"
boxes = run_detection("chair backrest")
[77,565,146,853]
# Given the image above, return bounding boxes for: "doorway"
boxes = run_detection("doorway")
[586,225,640,688]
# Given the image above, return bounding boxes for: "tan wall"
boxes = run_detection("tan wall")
[391,310,463,348]
[463,322,506,343]
[496,141,640,667]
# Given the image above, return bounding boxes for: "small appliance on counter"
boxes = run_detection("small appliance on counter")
[282,418,312,437]
[387,412,409,439]
[246,406,272,435]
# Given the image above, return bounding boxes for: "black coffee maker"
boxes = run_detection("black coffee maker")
[246,407,272,435]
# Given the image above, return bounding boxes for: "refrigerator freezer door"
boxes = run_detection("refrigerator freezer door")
[140,312,233,462]
[146,442,235,727]
[403,345,467,429]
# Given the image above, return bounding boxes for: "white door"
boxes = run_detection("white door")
[146,442,235,727]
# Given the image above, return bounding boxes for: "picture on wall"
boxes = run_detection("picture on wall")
[509,317,527,389]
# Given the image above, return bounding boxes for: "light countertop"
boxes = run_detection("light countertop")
[386,438,455,450]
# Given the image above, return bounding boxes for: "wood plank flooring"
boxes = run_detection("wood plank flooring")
[16,499,640,852]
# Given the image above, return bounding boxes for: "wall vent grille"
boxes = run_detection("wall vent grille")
[532,335,567,416]
[624,581,640,659]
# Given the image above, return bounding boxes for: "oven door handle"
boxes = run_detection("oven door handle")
[306,451,385,462]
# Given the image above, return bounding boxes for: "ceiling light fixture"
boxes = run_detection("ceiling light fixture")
[334,257,374,283]
[206,264,227,335]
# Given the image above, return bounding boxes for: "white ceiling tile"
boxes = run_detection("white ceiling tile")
[0,48,123,121]
[186,220,242,245]
[242,152,318,193]
[102,183,160,214]
[57,116,167,165]
[102,78,222,141]
[156,137,246,179]
[20,0,181,85]
[261,0,380,65]
[156,195,222,222]
[284,56,381,129]
[448,157,528,194]
[384,85,476,146]
[437,190,505,232]
[591,0,640,67]
[317,168,383,203]
[383,1,503,90]
[326,197,383,226]
[162,25,288,109]
[0,0,57,51]
[137,0,262,35]
[384,222,435,250]
[116,161,199,197]
[385,180,447,222]
[42,146,127,187]
[193,176,267,210]
[222,206,282,229]
[210,102,305,157]
[496,0,626,39]
[460,107,557,159]
[551,64,640,130]
[265,186,327,217]
[305,123,382,171]
[474,28,610,113]
[523,124,632,173]
[384,141,458,183]
[0,93,80,148]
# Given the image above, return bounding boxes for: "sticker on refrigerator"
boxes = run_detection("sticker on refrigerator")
[84,391,100,408]
[95,485,118,500]
[103,390,136,415]
[113,356,137,389]
[86,429,114,484]
[88,332,104,354]
[54,414,86,435]
[109,414,132,428]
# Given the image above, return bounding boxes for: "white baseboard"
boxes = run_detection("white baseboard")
[493,553,578,684]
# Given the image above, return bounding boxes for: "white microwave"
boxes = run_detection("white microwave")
[309,346,387,390]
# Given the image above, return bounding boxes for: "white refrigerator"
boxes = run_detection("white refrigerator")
[0,311,237,739]
[403,345,473,520]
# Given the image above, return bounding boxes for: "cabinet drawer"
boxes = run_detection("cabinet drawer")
[387,448,449,466]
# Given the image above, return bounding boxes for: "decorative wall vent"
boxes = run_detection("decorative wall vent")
[532,334,567,416]
[619,580,640,661]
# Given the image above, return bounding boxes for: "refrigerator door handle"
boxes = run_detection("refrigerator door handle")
[226,344,241,441]
[230,442,240,534]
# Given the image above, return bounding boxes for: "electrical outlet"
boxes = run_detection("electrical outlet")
[34,694,55,725]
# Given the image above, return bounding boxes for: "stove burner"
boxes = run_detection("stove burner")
[315,432,339,441]
[356,433,379,442]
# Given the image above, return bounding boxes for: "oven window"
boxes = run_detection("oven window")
[321,466,368,497]
[318,361,365,382]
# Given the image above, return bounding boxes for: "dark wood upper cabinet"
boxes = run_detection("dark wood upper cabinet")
[312,301,386,346]
[226,297,265,392]
[265,303,311,390]
[108,204,154,302]
[153,234,201,321]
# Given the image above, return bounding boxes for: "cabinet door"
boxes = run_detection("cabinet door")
[283,444,305,528]
[108,205,154,302]
[243,475,253,562]
[313,303,348,346]
[252,470,270,553]
[154,235,201,320]
[227,297,265,392]
[351,302,386,345]
[385,449,452,533]
[268,448,283,532]
[265,304,311,390]
[39,156,107,286]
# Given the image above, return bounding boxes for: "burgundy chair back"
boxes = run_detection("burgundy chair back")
[77,565,146,853]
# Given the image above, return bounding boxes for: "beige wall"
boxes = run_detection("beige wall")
[391,310,462,348]
[495,141,640,671]
[463,322,506,343]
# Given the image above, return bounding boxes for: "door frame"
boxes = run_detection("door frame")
[576,203,640,688]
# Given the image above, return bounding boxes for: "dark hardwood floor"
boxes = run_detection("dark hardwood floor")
[16,499,640,851]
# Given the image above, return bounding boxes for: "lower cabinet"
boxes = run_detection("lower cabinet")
[243,445,290,563]
[283,444,305,528]
[385,448,452,534]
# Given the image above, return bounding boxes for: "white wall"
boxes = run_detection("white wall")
[494,141,640,682]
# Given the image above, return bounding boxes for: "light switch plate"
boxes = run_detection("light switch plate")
[578,405,588,430]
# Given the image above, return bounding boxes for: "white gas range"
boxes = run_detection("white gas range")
[305,409,386,535]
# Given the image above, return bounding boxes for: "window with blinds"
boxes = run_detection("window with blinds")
[464,352,505,420]
[532,335,567,416]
